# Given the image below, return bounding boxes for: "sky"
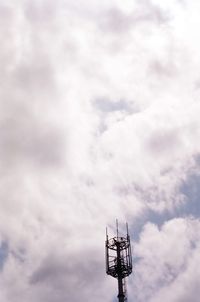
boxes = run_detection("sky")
[0,0,200,301]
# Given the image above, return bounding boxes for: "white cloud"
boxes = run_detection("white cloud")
[132,217,200,302]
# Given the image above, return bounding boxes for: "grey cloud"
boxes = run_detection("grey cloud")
[11,247,26,264]
[149,60,178,78]
[179,172,200,218]
[99,8,133,33]
[99,2,168,34]
[193,153,200,166]
[0,110,65,169]
[147,129,181,155]
[30,257,67,285]
[13,60,56,98]
[0,9,65,170]
[94,97,139,134]
[29,250,108,302]
[117,180,178,209]
[94,97,135,113]
[24,0,58,24]
[0,241,9,270]
[30,253,100,285]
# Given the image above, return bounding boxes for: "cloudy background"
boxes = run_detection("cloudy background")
[0,0,200,301]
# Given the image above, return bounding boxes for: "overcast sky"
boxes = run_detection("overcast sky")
[0,0,200,301]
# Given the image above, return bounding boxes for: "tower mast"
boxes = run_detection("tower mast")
[105,221,132,302]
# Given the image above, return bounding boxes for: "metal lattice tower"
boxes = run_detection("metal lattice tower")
[105,221,132,302]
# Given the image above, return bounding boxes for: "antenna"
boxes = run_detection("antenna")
[116,219,119,239]
[105,221,133,302]
[126,222,129,236]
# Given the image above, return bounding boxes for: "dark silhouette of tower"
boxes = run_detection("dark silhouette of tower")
[105,221,132,302]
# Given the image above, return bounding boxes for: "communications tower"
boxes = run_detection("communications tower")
[105,221,132,302]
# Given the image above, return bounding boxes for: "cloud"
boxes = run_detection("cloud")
[0,241,9,270]
[132,217,200,302]
[0,0,200,302]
